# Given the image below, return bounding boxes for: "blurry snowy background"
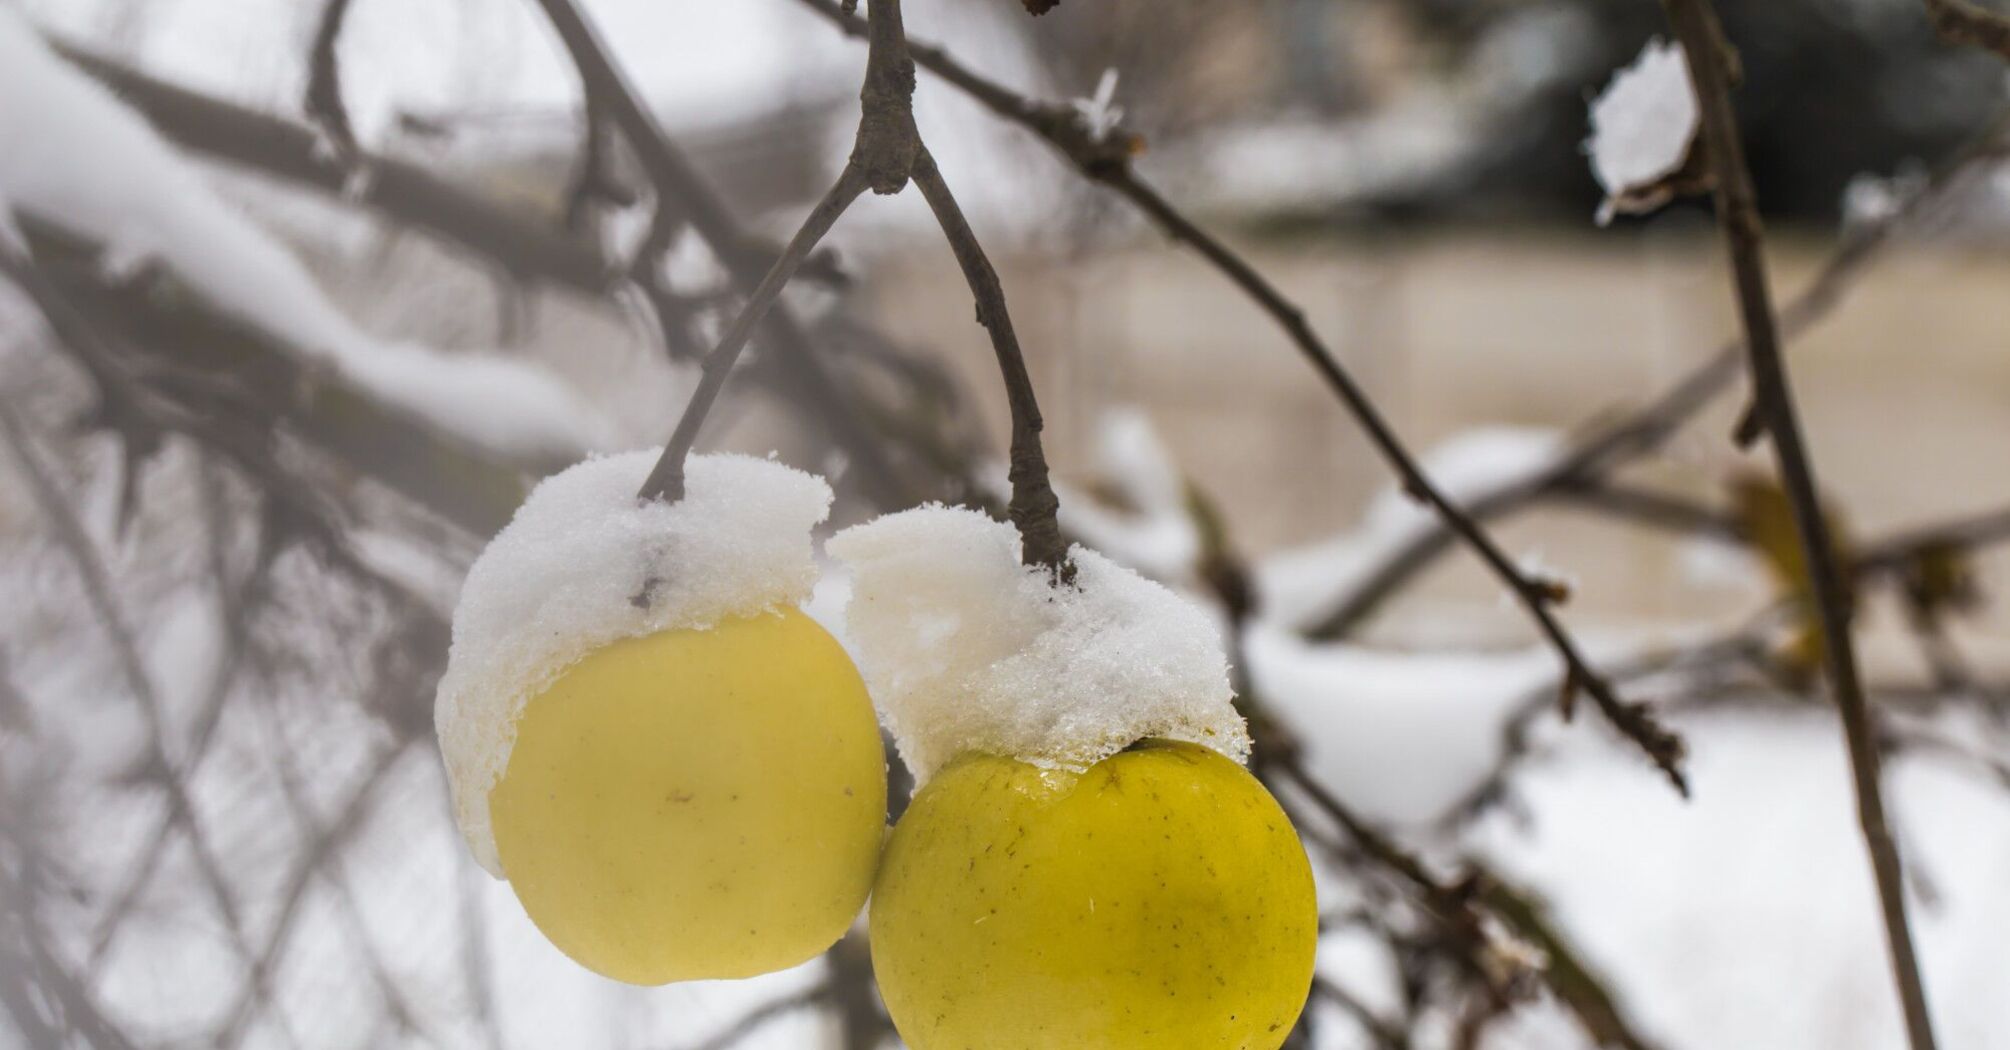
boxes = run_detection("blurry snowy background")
[2,0,2009,1048]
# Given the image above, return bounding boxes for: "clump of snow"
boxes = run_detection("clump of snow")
[0,10,605,460]
[827,505,1249,784]
[436,451,832,875]
[1585,38,1699,226]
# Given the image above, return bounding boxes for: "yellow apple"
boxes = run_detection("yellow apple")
[871,738,1318,1049]
[489,607,886,985]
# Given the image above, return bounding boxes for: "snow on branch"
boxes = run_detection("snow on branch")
[1585,38,1702,226]
[0,10,608,463]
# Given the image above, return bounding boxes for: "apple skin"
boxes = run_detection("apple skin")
[871,738,1318,1050]
[489,608,887,985]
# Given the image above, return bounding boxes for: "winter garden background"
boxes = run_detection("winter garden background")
[3,0,2010,1047]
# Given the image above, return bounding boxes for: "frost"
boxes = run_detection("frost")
[1585,38,1699,225]
[827,504,1249,785]
[0,10,606,460]
[435,451,833,875]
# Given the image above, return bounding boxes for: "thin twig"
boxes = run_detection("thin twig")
[529,0,910,508]
[0,395,298,1047]
[634,167,869,501]
[1659,4,1939,1048]
[795,0,1682,786]
[304,0,359,158]
[909,149,1070,575]
[680,987,829,1050]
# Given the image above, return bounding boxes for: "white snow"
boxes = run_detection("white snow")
[827,504,1250,784]
[1246,621,1559,827]
[435,451,833,875]
[1258,426,1566,629]
[1585,38,1699,225]
[1069,69,1125,144]
[0,9,607,461]
[1470,711,2010,1050]
[1054,408,1200,583]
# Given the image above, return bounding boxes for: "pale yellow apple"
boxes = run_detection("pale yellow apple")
[871,738,1318,1049]
[489,608,886,985]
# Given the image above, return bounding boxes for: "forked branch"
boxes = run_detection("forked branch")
[795,0,1681,782]
[622,0,1070,575]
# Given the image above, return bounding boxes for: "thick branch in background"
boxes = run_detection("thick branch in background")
[15,218,532,537]
[59,46,610,293]
[1658,3,1940,1048]
[1920,0,2010,60]
[623,0,1070,579]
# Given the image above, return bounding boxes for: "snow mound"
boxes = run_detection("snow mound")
[0,10,605,460]
[1260,426,1565,629]
[827,505,1249,784]
[435,451,833,875]
[1585,38,1699,225]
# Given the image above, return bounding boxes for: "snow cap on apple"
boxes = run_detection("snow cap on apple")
[827,503,1251,781]
[434,450,832,876]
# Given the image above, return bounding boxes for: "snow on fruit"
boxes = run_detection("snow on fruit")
[829,506,1318,1050]
[434,452,886,985]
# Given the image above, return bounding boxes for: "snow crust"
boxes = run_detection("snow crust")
[0,10,605,460]
[1585,38,1699,225]
[435,451,833,875]
[827,505,1249,784]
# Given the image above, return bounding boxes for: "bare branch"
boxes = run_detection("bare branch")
[794,0,1679,785]
[528,0,911,509]
[1659,3,1939,1047]
[303,0,359,158]
[636,166,870,501]
[910,149,1070,577]
[1921,0,2010,60]
[59,45,609,291]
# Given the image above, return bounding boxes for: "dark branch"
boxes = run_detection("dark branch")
[1920,0,2010,60]
[1658,4,1939,1048]
[529,0,911,509]
[303,0,359,158]
[635,167,870,501]
[910,149,1071,577]
[794,0,1679,785]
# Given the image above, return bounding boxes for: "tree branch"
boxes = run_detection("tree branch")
[909,149,1070,576]
[794,0,1683,785]
[303,0,360,158]
[635,166,869,501]
[1920,0,2010,60]
[1658,4,1939,1047]
[528,0,911,509]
